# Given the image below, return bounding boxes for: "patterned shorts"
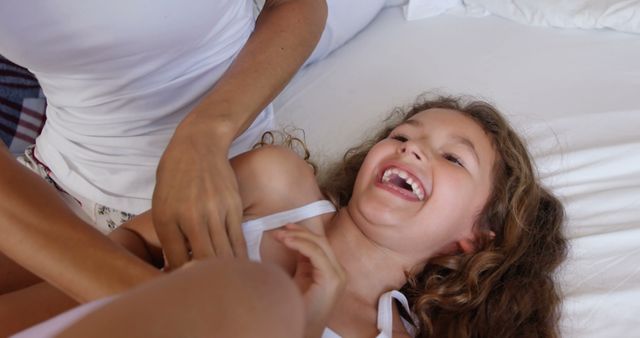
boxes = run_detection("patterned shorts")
[17,145,135,233]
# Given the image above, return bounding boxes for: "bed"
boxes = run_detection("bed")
[273,1,640,337]
[6,0,640,336]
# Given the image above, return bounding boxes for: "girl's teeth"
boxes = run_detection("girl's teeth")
[381,167,425,201]
[382,170,391,181]
[411,182,419,192]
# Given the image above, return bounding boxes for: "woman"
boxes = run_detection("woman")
[12,96,567,337]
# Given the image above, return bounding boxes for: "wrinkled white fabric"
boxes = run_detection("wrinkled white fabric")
[465,0,640,33]
[403,0,465,20]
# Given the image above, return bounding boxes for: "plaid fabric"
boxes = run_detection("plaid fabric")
[0,56,46,155]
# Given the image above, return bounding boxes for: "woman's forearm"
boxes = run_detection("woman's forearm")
[0,145,160,302]
[180,0,328,141]
[151,0,328,267]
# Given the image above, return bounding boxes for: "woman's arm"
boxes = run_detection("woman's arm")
[152,0,328,269]
[0,144,160,303]
[1,0,328,303]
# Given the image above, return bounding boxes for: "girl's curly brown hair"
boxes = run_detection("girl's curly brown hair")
[320,95,567,338]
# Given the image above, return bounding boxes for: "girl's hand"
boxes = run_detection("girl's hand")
[274,223,346,338]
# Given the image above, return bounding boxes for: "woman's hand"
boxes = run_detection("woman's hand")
[274,223,346,338]
[152,121,247,271]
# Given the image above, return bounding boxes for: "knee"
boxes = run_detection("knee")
[186,259,305,337]
[242,262,306,330]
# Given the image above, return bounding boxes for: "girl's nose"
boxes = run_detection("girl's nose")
[399,141,423,161]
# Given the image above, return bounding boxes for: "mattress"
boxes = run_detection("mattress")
[273,7,640,337]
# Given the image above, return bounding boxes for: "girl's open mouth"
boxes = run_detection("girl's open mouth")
[377,166,426,201]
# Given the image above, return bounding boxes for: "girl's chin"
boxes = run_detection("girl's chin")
[352,202,411,226]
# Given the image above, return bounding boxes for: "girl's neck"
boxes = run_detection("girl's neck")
[325,207,414,306]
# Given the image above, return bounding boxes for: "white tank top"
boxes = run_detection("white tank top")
[0,0,273,214]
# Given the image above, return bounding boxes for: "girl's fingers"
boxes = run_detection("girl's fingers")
[277,224,338,262]
[275,226,344,279]
[279,234,335,274]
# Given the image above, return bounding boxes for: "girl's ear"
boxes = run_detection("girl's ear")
[457,238,476,254]
[457,230,496,254]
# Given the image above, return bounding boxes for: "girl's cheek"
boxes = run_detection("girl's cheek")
[437,172,472,201]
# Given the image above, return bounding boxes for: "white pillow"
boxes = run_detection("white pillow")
[306,0,389,64]
[403,0,465,20]
[463,0,640,34]
[386,0,409,6]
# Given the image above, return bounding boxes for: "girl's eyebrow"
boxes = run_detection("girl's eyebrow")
[400,119,481,165]
[401,119,422,127]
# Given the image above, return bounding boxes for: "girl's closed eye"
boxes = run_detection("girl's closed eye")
[443,153,464,168]
[390,134,408,142]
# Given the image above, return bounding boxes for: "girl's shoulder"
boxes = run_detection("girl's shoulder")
[231,145,325,218]
[231,145,331,273]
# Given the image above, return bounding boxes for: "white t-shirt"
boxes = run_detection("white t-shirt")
[0,0,273,214]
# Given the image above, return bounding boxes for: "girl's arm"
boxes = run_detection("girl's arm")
[108,212,164,268]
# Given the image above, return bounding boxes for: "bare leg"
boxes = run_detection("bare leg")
[0,282,77,336]
[59,259,305,338]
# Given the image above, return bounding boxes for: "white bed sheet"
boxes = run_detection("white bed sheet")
[274,7,640,338]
